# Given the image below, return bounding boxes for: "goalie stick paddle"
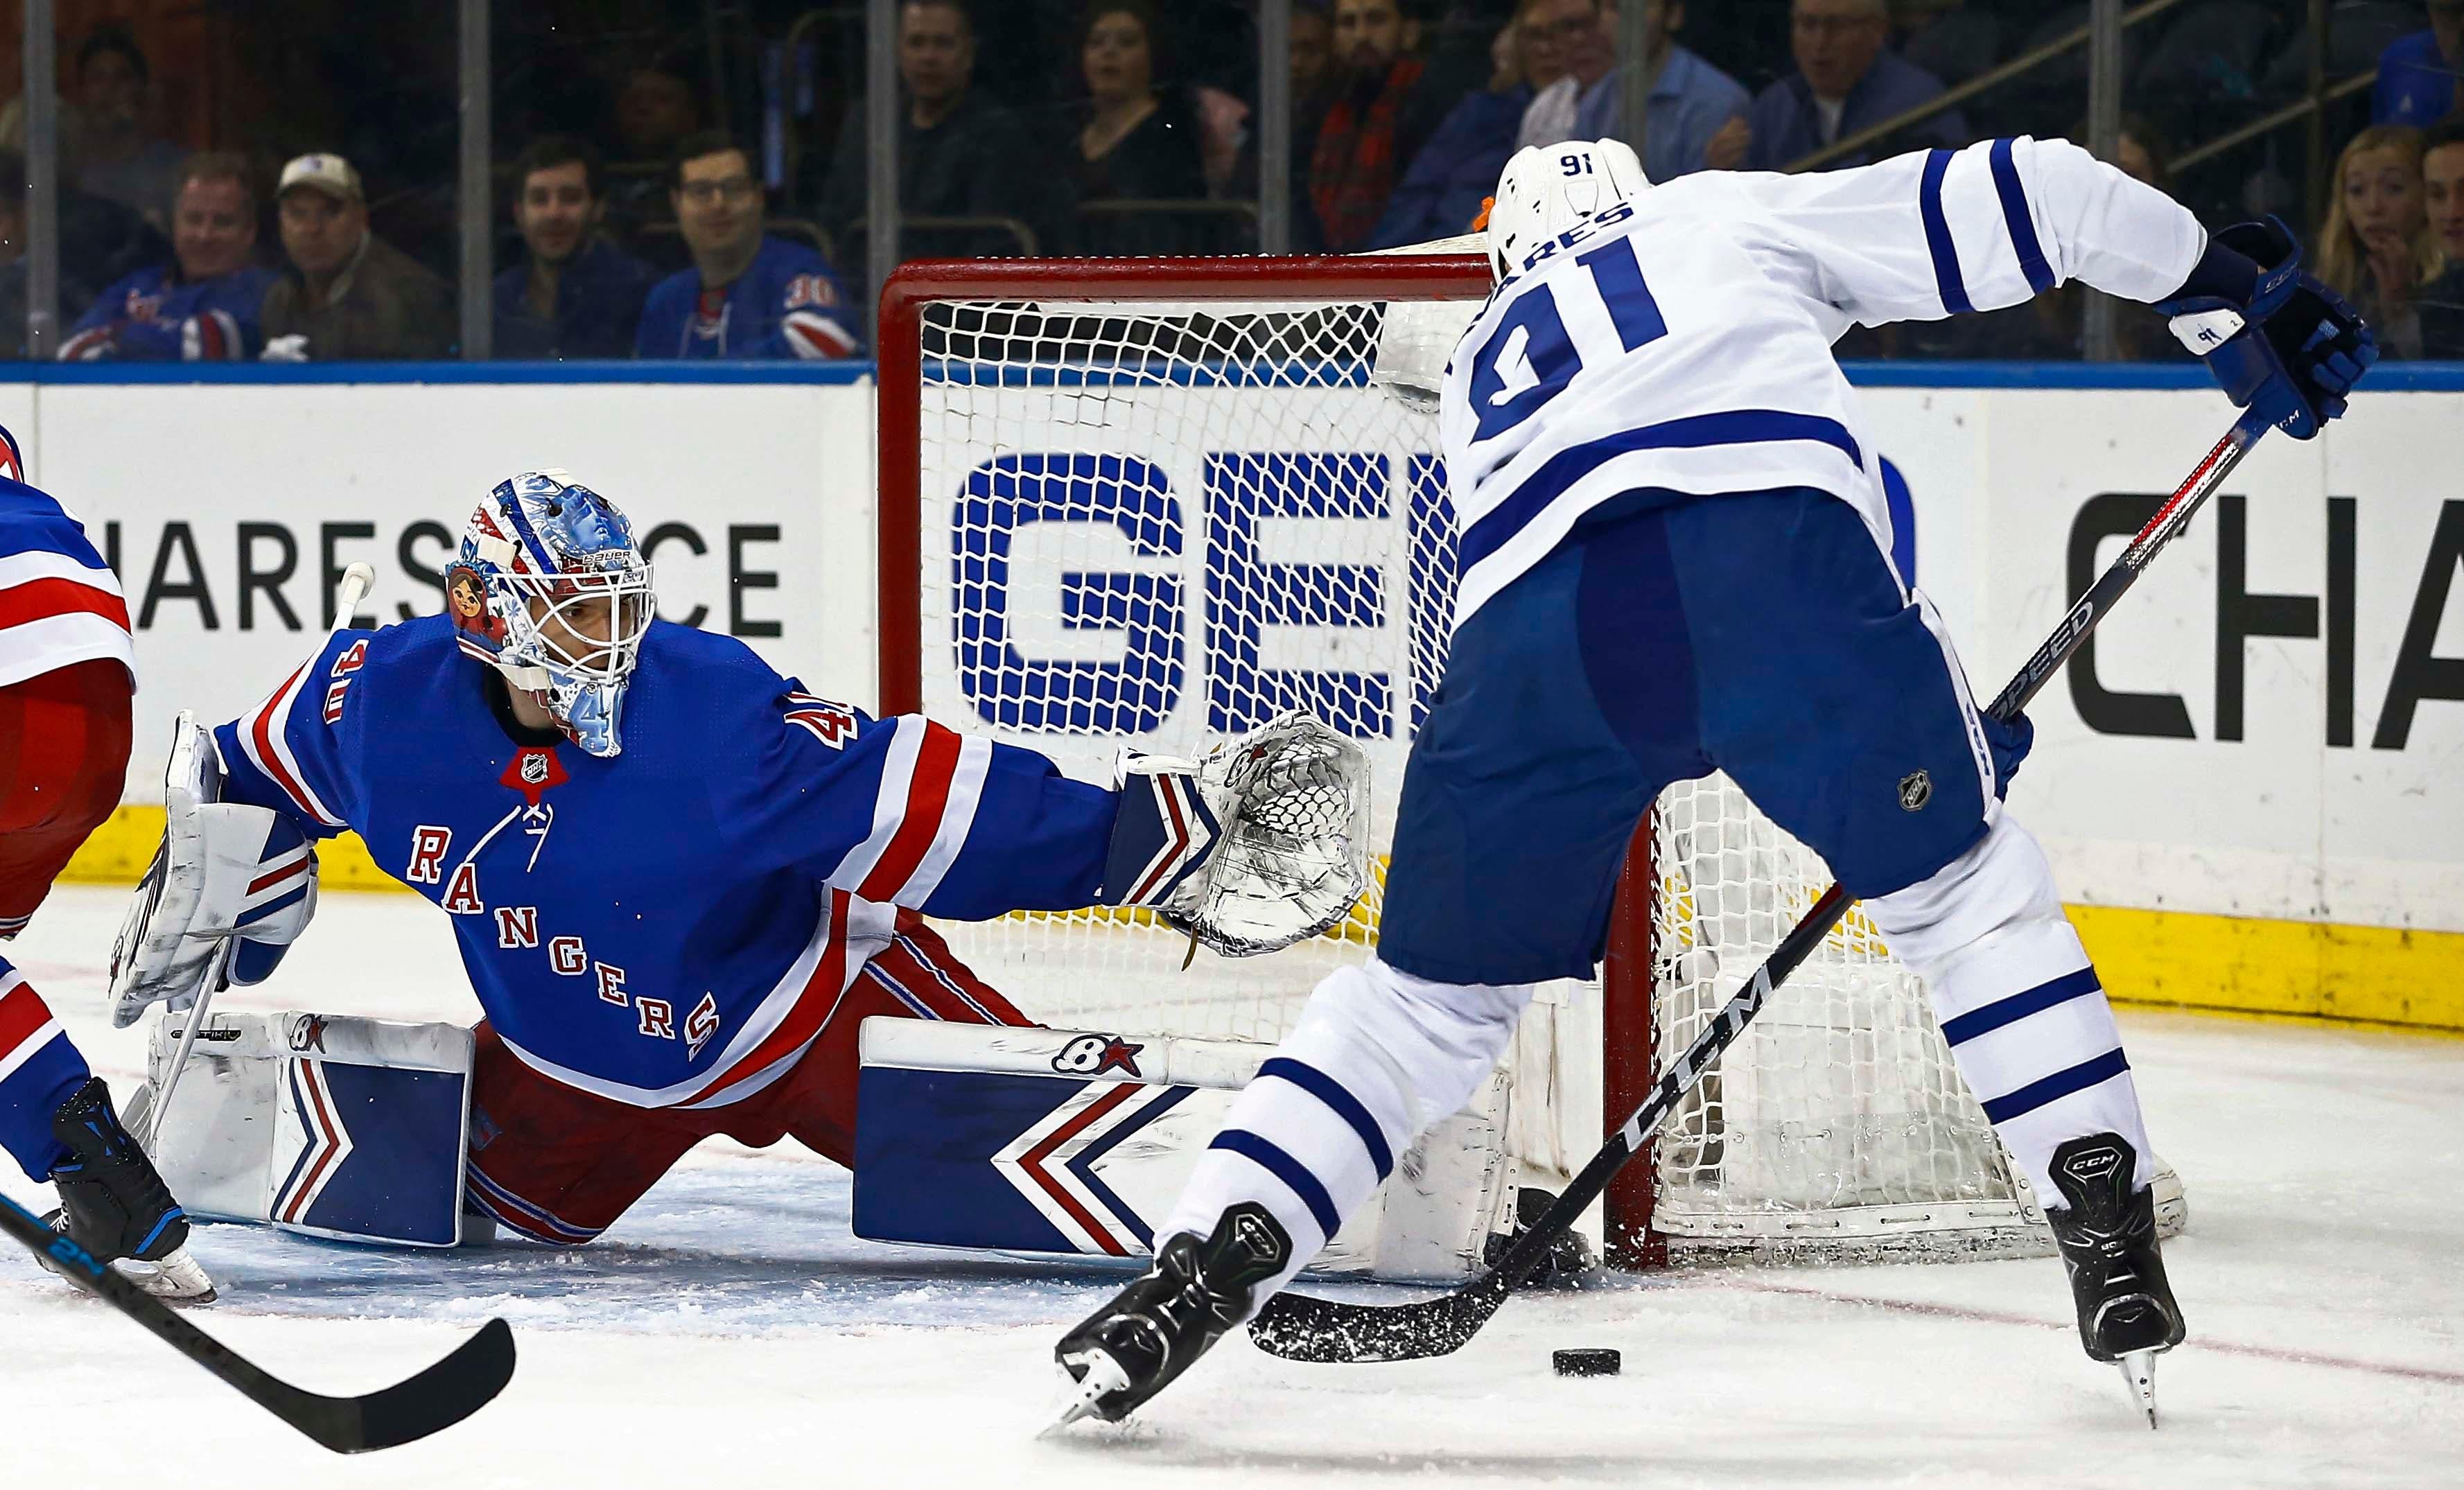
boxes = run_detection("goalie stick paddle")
[1248,406,2273,1366]
[1,1192,517,1451]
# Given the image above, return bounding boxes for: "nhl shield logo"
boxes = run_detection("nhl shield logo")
[521,753,550,786]
[1898,769,1932,812]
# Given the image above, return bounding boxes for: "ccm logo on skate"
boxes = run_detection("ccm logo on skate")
[2062,1146,2124,1180]
[1051,1033,1144,1078]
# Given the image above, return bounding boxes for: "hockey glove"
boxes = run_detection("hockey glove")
[2157,217,2377,440]
[1102,713,1371,958]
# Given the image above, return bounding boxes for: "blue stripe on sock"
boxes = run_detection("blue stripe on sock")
[1989,138,2054,294]
[1919,148,1971,314]
[1258,1058,1393,1181]
[1209,1128,1340,1238]
[1941,967,2103,1046]
[1981,1048,2131,1124]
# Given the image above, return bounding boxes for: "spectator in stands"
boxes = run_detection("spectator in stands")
[1573,1,1751,180]
[1517,0,1613,150]
[2373,1,2461,127]
[0,151,121,356]
[1744,0,1966,171]
[2318,126,2444,360]
[2418,117,2464,356]
[1072,3,1207,202]
[638,132,861,360]
[603,64,701,240]
[1281,1,1345,247]
[1371,0,1558,247]
[69,26,186,231]
[259,152,455,361]
[493,136,656,360]
[58,152,275,362]
[1312,0,1455,252]
[812,0,1060,259]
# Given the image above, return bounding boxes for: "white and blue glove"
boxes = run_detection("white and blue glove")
[2156,216,2377,439]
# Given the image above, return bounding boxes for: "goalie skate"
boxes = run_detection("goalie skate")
[2044,1132,2184,1427]
[1048,1202,1291,1431]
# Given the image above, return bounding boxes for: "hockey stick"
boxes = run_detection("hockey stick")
[1248,405,2273,1365]
[1,1191,516,1450]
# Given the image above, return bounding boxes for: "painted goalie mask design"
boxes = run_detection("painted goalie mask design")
[446,471,655,757]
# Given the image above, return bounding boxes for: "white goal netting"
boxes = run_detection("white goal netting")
[893,271,2043,1258]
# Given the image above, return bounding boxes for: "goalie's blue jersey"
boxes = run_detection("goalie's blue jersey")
[212,617,1116,1109]
[1438,136,2207,626]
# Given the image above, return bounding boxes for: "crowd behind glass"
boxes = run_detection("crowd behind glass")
[4,0,2460,362]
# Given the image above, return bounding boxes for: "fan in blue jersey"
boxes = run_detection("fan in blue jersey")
[107,471,1355,1254]
[58,156,274,362]
[1056,137,2375,1426]
[634,132,860,360]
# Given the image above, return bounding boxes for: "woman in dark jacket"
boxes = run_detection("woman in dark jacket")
[1071,2,1206,207]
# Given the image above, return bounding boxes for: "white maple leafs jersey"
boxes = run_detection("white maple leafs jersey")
[1436,136,2208,626]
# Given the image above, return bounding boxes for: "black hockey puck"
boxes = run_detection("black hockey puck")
[1552,1348,1621,1377]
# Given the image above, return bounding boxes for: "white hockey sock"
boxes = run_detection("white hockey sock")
[1158,956,1532,1304]
[1866,816,2154,1204]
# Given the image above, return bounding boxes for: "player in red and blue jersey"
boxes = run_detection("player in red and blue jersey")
[161,471,1128,1247]
[0,423,214,1300]
[58,155,275,362]
[633,132,859,361]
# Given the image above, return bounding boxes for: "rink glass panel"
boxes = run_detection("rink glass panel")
[882,258,2034,1258]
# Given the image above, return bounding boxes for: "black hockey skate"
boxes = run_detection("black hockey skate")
[1049,1202,1292,1430]
[45,1078,214,1302]
[2044,1132,2183,1427]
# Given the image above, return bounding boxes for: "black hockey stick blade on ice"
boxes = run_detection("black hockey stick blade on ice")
[2,1193,516,1451]
[1249,406,2273,1366]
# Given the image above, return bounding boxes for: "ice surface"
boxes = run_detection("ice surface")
[3,886,2458,1487]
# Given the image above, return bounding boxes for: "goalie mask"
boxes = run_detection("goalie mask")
[446,471,654,758]
[1485,137,1650,283]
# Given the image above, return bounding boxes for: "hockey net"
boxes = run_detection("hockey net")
[877,255,2045,1265]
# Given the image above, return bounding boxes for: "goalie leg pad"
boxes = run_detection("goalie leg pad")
[851,986,1519,1286]
[143,1009,473,1245]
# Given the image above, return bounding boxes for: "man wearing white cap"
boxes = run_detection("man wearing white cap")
[259,152,453,361]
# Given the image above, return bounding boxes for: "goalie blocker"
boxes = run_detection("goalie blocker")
[852,1019,1516,1281]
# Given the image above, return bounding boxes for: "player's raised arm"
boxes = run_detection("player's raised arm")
[209,625,371,839]
[108,626,367,1034]
[1740,135,2375,437]
[1737,135,2208,324]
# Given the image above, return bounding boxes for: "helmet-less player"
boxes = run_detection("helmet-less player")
[0,426,213,1301]
[1056,137,2373,1423]
[109,473,1362,1254]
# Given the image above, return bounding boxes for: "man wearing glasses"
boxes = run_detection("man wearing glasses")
[636,132,861,360]
[1744,0,1967,172]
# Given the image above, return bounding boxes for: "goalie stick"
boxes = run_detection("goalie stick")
[1248,405,2273,1367]
[2,1191,516,1452]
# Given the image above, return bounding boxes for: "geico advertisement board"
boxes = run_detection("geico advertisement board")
[19,381,877,800]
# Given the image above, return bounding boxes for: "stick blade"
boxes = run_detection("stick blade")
[1247,1274,1508,1364]
[330,1318,518,1453]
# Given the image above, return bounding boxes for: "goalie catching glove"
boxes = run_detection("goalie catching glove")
[1102,712,1371,958]
[108,714,320,1028]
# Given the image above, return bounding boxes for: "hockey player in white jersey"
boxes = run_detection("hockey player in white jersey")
[1056,135,2375,1423]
